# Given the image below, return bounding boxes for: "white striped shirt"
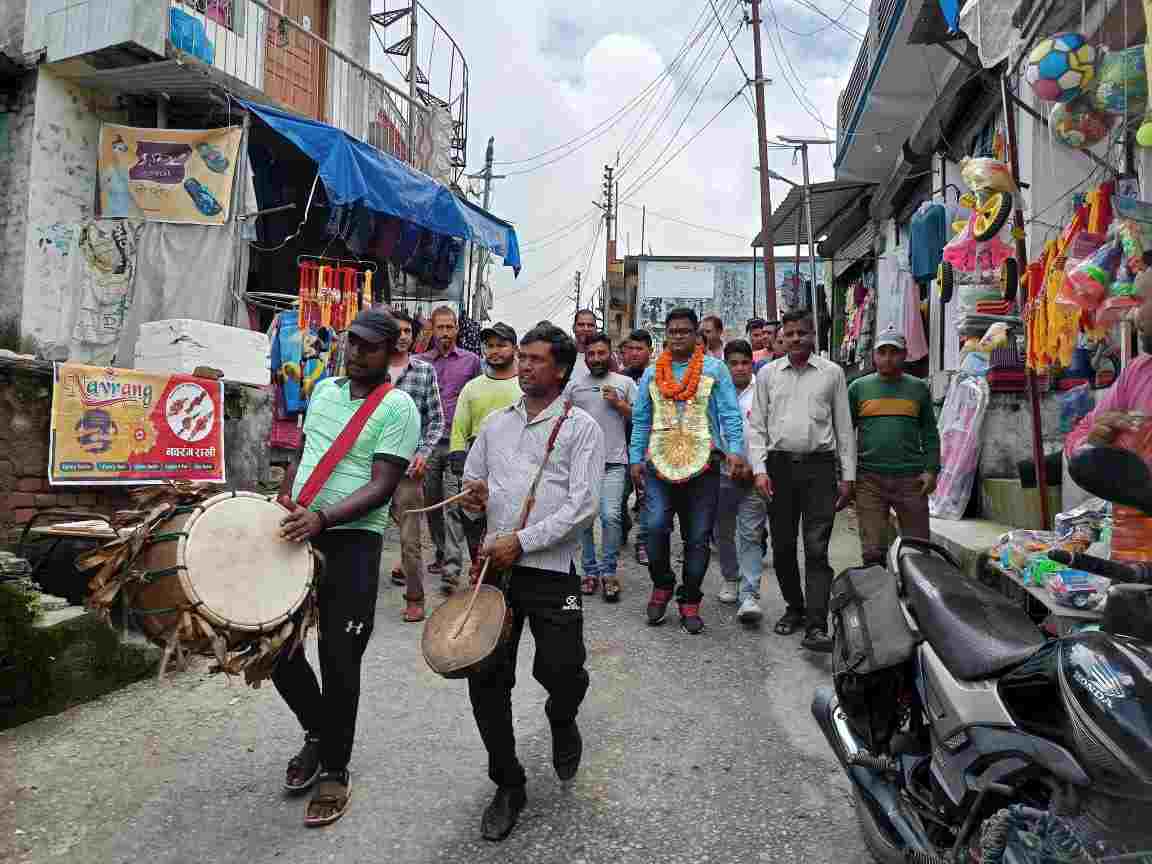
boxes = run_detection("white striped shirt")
[464,395,605,574]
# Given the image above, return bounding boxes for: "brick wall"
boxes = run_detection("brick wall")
[0,361,131,542]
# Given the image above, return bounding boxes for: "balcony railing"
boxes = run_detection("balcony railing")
[168,0,430,168]
[837,41,870,154]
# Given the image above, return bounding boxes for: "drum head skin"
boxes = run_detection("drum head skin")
[182,492,313,631]
[422,587,507,678]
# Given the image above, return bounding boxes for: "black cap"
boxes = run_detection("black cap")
[348,307,399,344]
[479,322,517,344]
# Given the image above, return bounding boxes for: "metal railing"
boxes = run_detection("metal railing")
[837,41,870,154]
[168,0,430,168]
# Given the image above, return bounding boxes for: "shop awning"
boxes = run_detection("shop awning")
[241,100,521,275]
[752,182,873,247]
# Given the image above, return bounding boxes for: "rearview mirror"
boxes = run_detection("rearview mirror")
[1069,446,1152,515]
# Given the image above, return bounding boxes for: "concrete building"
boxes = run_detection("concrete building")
[1,0,419,352]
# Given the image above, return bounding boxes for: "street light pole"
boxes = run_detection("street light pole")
[749,0,777,320]
[779,136,833,355]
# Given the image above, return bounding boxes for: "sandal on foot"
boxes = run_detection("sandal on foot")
[774,608,806,636]
[305,771,352,827]
[403,593,425,623]
[284,735,322,794]
[580,576,600,595]
[390,567,405,586]
[601,577,621,603]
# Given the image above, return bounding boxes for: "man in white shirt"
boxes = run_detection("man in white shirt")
[566,332,638,601]
[459,323,605,842]
[747,310,856,653]
[713,339,770,625]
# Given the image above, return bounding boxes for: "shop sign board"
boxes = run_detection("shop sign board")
[98,124,243,225]
[636,257,822,345]
[50,363,226,485]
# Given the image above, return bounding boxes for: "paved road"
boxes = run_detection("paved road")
[3,513,871,864]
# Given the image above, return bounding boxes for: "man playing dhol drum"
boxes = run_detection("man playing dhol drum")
[459,323,605,842]
[275,307,421,827]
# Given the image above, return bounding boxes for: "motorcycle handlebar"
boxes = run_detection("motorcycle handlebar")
[1047,550,1141,581]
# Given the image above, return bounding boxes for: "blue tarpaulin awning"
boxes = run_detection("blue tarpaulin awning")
[241,100,521,274]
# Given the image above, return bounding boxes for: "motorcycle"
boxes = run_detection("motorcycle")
[812,445,1152,863]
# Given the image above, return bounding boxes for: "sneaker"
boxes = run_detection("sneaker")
[635,544,648,565]
[801,624,834,653]
[679,602,704,635]
[717,584,739,604]
[428,560,444,576]
[737,597,763,625]
[646,587,673,626]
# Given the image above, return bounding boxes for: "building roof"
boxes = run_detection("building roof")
[752,181,873,247]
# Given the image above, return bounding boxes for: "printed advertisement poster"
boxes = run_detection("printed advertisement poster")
[98,124,242,224]
[50,364,226,485]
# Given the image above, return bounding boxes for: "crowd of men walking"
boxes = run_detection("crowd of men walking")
[272,301,940,835]
[389,303,940,653]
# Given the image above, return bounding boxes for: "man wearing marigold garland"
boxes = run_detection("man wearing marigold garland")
[629,307,747,634]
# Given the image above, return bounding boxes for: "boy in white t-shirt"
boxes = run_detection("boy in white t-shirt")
[714,339,771,624]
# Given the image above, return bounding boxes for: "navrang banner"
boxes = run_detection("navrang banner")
[50,364,226,485]
[98,124,242,224]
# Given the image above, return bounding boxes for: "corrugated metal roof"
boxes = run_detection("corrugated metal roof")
[752,181,872,247]
[832,223,875,277]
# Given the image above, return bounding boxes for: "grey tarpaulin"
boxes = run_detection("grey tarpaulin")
[117,220,247,365]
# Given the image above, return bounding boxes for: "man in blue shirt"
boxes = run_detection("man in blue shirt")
[630,307,746,634]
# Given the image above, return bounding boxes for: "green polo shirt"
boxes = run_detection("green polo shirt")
[292,377,421,534]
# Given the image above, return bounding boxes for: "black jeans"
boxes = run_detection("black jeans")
[645,462,721,604]
[468,564,589,788]
[766,453,837,629]
[272,530,382,773]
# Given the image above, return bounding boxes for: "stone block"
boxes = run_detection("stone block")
[11,507,37,523]
[0,460,13,477]
[15,477,42,492]
[34,493,61,507]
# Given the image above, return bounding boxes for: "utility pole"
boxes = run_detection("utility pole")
[464,137,506,320]
[640,205,646,258]
[573,270,582,312]
[602,164,615,331]
[779,136,833,354]
[748,0,777,320]
[407,0,418,162]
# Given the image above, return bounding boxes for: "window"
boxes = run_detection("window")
[176,0,246,35]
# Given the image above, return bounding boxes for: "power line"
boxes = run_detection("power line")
[620,87,744,201]
[620,202,748,240]
[773,0,862,38]
[777,0,864,39]
[707,0,758,117]
[762,0,834,130]
[492,1,718,168]
[518,208,602,248]
[618,6,731,177]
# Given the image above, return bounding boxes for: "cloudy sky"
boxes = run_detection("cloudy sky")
[375,0,867,337]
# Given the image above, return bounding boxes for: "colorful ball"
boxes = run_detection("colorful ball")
[1026,33,1098,103]
[1051,98,1114,149]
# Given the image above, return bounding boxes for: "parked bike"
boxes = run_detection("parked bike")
[813,445,1152,863]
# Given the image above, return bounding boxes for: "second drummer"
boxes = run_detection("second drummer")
[275,307,421,828]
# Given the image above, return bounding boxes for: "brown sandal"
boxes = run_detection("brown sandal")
[602,577,621,603]
[390,567,405,586]
[305,771,352,827]
[403,593,425,623]
[581,576,600,595]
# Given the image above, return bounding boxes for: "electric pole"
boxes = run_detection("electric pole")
[748,0,777,320]
[779,135,834,354]
[465,137,506,320]
[573,271,582,312]
[603,164,615,331]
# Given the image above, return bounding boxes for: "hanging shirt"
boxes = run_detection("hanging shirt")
[909,202,948,282]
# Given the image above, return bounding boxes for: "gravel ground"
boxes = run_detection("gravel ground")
[2,510,872,864]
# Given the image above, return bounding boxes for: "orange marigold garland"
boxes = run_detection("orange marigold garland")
[654,344,705,401]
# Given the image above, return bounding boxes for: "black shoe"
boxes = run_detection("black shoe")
[773,608,806,636]
[552,723,582,781]
[283,734,322,794]
[801,625,833,653]
[481,785,527,842]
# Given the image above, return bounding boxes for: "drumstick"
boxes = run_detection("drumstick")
[402,490,472,517]
[452,558,490,639]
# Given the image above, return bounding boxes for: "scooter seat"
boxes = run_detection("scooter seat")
[901,550,1044,681]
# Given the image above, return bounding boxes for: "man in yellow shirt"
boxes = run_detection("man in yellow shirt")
[450,322,522,563]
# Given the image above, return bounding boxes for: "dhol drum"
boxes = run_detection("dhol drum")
[126,491,315,650]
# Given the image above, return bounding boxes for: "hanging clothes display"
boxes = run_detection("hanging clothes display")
[909,201,949,283]
[901,268,930,362]
[270,309,335,414]
[929,374,991,520]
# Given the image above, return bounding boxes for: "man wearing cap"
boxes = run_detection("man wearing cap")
[848,328,940,566]
[274,308,421,827]
[449,322,523,564]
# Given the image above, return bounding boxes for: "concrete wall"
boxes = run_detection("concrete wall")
[23,0,166,62]
[0,74,36,349]
[19,68,127,355]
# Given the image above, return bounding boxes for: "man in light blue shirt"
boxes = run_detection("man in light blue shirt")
[629,307,746,634]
